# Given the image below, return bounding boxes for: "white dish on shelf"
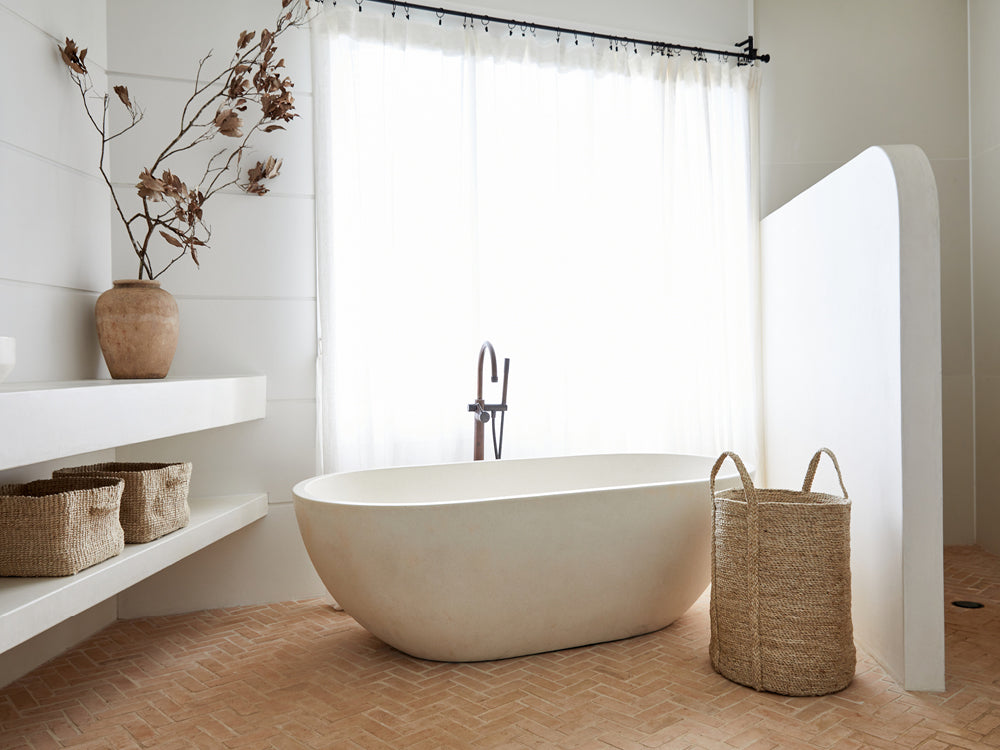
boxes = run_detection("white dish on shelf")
[0,337,13,383]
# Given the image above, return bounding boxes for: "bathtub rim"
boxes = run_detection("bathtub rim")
[293,451,751,508]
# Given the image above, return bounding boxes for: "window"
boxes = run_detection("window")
[313,4,762,471]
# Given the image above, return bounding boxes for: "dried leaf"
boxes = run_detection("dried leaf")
[159,170,187,200]
[226,75,250,101]
[59,38,88,75]
[238,30,256,49]
[136,168,166,201]
[113,84,132,109]
[159,230,183,248]
[213,109,243,137]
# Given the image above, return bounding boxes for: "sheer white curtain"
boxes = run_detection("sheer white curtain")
[312,4,762,472]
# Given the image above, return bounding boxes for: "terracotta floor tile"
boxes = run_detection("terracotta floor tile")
[2,546,1000,748]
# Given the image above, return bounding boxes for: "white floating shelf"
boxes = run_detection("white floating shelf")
[0,376,267,470]
[0,493,268,654]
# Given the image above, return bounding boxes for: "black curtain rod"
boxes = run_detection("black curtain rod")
[317,0,770,63]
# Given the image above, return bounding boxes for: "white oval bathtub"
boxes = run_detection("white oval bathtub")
[293,453,741,662]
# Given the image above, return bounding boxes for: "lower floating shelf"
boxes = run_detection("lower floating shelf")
[0,493,268,654]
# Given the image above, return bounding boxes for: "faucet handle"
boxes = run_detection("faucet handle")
[468,403,491,423]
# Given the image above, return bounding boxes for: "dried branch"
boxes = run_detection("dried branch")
[58,0,314,279]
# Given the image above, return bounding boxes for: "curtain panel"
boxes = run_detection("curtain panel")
[312,4,762,472]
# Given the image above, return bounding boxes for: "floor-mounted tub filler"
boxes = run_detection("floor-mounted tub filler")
[293,453,743,662]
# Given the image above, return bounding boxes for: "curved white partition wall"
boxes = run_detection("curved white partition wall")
[761,145,944,691]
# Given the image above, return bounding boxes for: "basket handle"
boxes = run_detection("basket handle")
[710,450,763,690]
[710,451,757,506]
[801,448,848,498]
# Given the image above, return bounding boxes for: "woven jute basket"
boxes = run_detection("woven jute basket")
[54,462,191,544]
[0,477,125,576]
[709,448,855,696]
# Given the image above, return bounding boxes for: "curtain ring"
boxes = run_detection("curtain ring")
[355,0,362,11]
[481,18,490,32]
[404,3,410,19]
[436,10,444,25]
[390,1,396,17]
[519,23,527,37]
[508,21,515,36]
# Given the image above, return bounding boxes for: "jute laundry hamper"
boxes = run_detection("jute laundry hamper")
[709,448,855,696]
[0,476,125,576]
[54,462,192,543]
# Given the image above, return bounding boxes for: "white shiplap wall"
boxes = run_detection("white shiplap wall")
[106,0,324,615]
[0,0,110,379]
[0,0,119,686]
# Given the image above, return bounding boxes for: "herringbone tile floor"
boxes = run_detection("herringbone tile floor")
[1,546,998,749]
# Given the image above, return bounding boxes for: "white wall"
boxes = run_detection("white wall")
[103,0,324,614]
[0,0,120,687]
[442,0,749,46]
[970,1,1000,555]
[0,0,110,380]
[756,0,974,546]
[761,145,944,691]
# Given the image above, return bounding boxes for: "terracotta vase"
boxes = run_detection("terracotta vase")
[95,279,179,379]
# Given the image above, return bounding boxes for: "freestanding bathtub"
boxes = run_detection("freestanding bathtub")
[293,453,741,662]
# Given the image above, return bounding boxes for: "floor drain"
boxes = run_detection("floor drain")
[952,600,985,609]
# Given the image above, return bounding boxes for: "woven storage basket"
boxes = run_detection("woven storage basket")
[54,462,191,544]
[709,448,855,696]
[0,477,125,576]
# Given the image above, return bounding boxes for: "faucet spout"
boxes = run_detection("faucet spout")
[477,341,498,401]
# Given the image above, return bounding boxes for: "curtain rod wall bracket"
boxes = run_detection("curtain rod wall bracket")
[735,35,770,64]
